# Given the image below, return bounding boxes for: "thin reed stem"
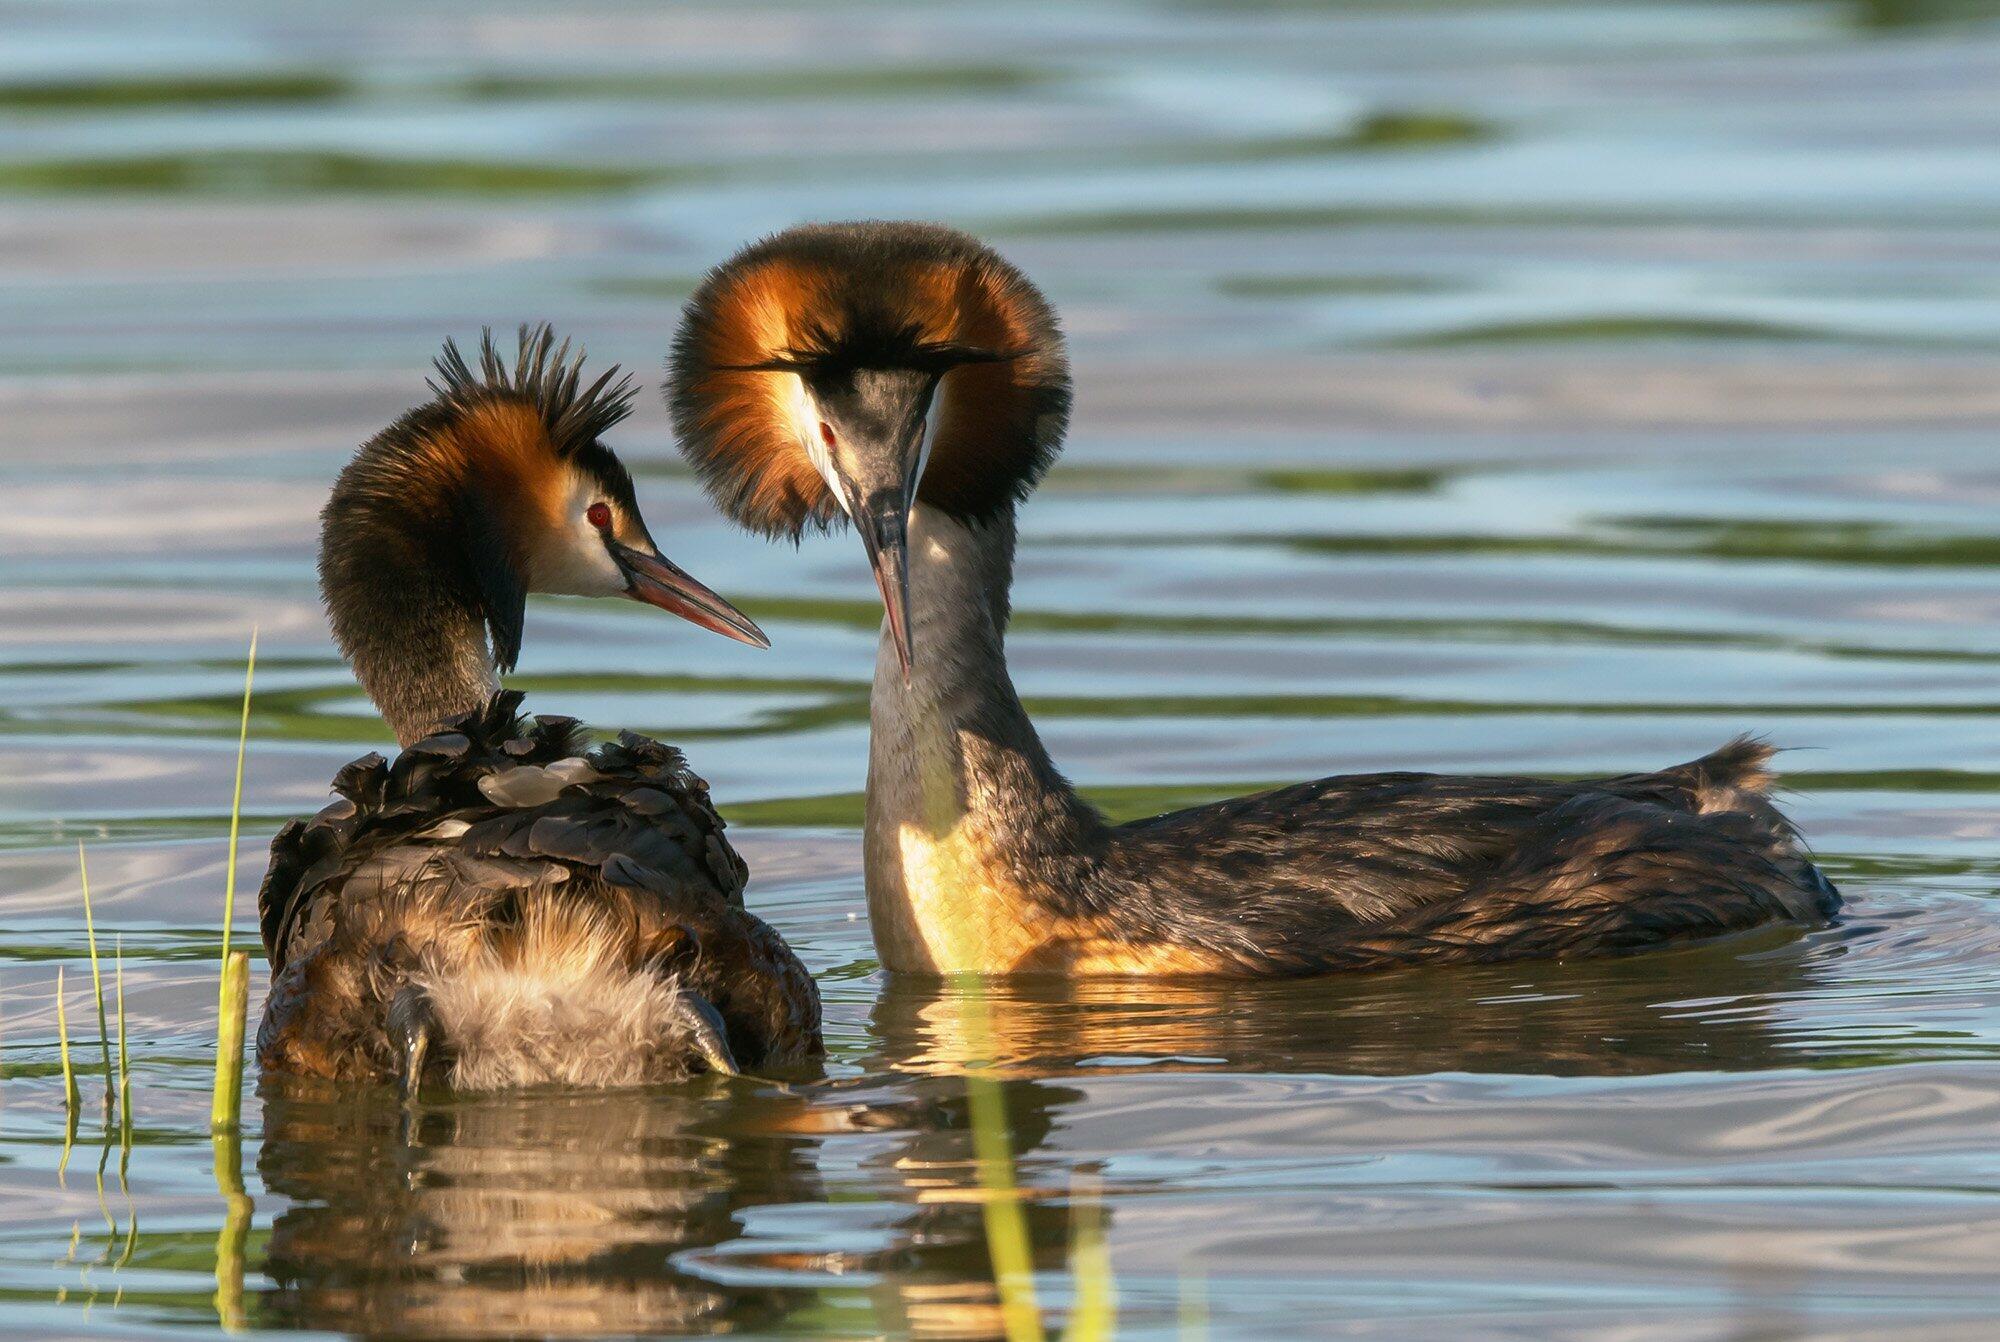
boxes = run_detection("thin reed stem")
[78,844,113,1113]
[219,627,257,970]
[56,967,80,1183]
[115,934,131,1157]
[211,952,249,1135]
[955,972,1045,1342]
[56,966,80,1112]
[1061,1175,1115,1341]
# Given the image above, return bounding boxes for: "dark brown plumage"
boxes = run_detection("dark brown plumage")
[1000,729,1838,975]
[259,694,818,1084]
[260,327,819,1089]
[668,222,1840,977]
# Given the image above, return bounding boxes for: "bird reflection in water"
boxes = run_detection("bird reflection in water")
[846,928,1841,1333]
[870,924,1839,1077]
[256,1076,829,1337]
[252,926,1838,1337]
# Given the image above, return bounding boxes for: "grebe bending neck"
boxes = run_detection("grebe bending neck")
[258,327,821,1089]
[668,224,1839,977]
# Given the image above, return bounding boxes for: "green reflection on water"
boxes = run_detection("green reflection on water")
[0,62,1047,114]
[1394,315,1871,346]
[0,73,347,110]
[0,152,676,197]
[997,204,1705,235]
[1851,0,2000,27]
[1216,273,1455,298]
[1202,109,1494,159]
[1070,517,2000,568]
[457,62,1046,101]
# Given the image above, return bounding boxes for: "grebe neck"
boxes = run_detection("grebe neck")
[329,567,503,749]
[862,504,1106,971]
[319,450,520,748]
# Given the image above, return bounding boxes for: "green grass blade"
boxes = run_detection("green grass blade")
[211,629,256,1145]
[116,933,131,1156]
[956,973,1046,1342]
[117,944,136,1252]
[219,626,257,969]
[56,966,79,1183]
[56,965,79,1110]
[115,934,129,1094]
[1061,1175,1116,1341]
[78,843,113,1110]
[95,1134,117,1244]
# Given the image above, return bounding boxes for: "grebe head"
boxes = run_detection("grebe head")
[323,325,767,744]
[667,222,1070,675]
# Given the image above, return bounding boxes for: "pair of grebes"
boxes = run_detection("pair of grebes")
[258,221,1839,1094]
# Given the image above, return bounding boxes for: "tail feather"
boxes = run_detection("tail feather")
[1674,733,1778,799]
[1667,736,1837,921]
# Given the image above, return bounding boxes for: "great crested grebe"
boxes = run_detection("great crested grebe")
[258,325,821,1091]
[666,221,1840,978]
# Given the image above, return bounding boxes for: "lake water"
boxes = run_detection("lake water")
[7,1,2000,1337]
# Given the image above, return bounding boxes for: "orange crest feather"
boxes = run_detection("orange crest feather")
[668,222,1071,538]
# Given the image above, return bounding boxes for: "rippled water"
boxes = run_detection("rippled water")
[7,1,2000,1337]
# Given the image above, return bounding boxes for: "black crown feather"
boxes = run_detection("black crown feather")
[428,323,637,457]
[719,313,1018,378]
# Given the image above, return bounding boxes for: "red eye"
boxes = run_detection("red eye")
[586,502,612,530]
[819,422,836,449]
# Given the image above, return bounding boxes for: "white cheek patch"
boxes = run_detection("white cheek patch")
[791,377,852,517]
[532,473,630,598]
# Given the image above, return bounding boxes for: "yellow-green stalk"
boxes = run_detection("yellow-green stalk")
[1179,1271,1208,1340]
[56,965,80,1111]
[219,628,256,971]
[115,935,129,1124]
[955,972,1044,1342]
[1061,1176,1115,1342]
[95,1138,117,1243]
[115,932,137,1267]
[212,629,256,1137]
[78,844,113,1108]
[212,1119,252,1332]
[56,967,79,1182]
[211,951,249,1134]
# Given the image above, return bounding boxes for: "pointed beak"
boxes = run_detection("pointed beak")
[674,991,741,1077]
[610,541,771,649]
[852,488,913,681]
[400,1027,429,1104]
[388,984,434,1104]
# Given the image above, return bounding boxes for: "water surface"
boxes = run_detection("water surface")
[6,1,2000,1337]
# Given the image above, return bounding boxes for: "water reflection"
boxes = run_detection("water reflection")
[255,1061,1103,1338]
[257,1077,825,1337]
[869,927,1843,1077]
[14,0,2000,1328]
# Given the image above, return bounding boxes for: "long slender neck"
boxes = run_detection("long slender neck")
[320,447,514,749]
[863,503,1105,971]
[329,562,502,749]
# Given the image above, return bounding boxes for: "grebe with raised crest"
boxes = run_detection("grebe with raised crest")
[665,222,1839,978]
